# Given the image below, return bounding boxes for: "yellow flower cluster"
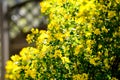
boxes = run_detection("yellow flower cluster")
[5,47,39,79]
[72,73,88,80]
[6,0,120,79]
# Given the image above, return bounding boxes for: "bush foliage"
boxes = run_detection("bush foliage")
[5,0,120,80]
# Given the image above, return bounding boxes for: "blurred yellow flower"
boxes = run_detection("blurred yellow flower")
[40,1,51,13]
[61,57,70,64]
[26,34,34,44]
[54,33,63,42]
[94,28,101,35]
[111,77,118,80]
[90,57,100,66]
[74,45,83,55]
[98,44,102,49]
[31,28,39,34]
[11,55,20,61]
[25,69,36,79]
[54,50,62,58]
[104,59,110,69]
[73,73,88,80]
[102,26,108,33]
[108,11,116,18]
[116,0,120,3]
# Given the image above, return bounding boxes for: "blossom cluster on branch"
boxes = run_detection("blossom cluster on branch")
[5,0,120,80]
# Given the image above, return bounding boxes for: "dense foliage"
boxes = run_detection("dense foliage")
[5,0,120,80]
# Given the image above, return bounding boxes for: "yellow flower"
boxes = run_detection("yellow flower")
[11,55,20,61]
[111,77,118,80]
[72,74,81,80]
[8,74,14,80]
[41,45,48,53]
[87,23,93,29]
[64,14,71,20]
[98,44,102,49]
[26,34,34,44]
[98,51,102,56]
[104,50,108,56]
[74,45,83,55]
[86,47,92,53]
[54,33,63,42]
[86,40,92,45]
[81,73,88,80]
[6,60,21,75]
[116,0,120,3]
[113,31,120,37]
[5,74,18,80]
[54,50,62,58]
[63,31,70,38]
[31,28,39,34]
[72,73,88,80]
[94,28,101,35]
[61,57,70,64]
[90,57,100,66]
[25,69,36,78]
[6,60,14,71]
[39,45,49,58]
[102,26,108,33]
[40,1,51,13]
[75,17,86,24]
[90,58,95,65]
[37,31,48,44]
[108,11,116,18]
[104,59,110,69]
[20,47,39,61]
[48,20,58,30]
[85,32,92,37]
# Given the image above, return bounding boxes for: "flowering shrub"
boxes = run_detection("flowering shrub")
[5,0,120,80]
